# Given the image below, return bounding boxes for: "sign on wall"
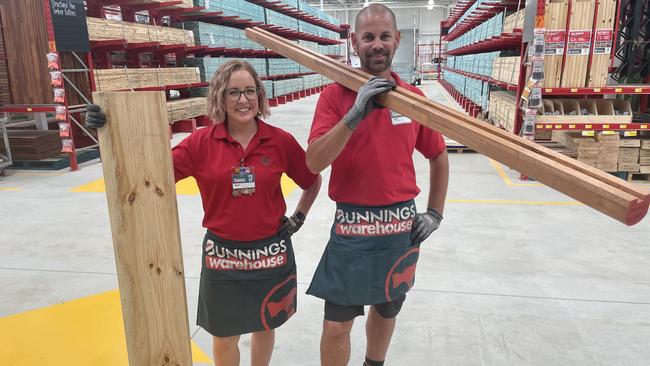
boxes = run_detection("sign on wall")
[49,0,89,52]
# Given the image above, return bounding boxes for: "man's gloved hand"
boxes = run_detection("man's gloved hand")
[343,76,396,130]
[86,104,107,129]
[278,211,306,238]
[410,208,443,245]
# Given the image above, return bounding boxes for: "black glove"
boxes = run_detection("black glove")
[343,76,396,130]
[86,104,107,129]
[410,208,443,245]
[278,211,306,238]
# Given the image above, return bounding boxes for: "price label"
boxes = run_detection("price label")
[592,29,613,54]
[602,131,617,135]
[581,131,595,137]
[623,131,637,137]
[544,30,566,56]
[567,30,592,56]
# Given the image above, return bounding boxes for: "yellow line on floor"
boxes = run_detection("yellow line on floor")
[0,289,212,365]
[448,199,581,206]
[72,174,300,197]
[489,159,544,187]
[0,187,20,191]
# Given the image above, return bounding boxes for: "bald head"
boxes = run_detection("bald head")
[355,4,397,33]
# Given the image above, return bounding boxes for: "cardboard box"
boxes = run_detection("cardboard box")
[619,139,641,147]
[640,149,650,157]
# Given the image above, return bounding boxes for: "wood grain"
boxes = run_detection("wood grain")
[93,67,200,91]
[94,91,192,366]
[561,0,595,87]
[0,0,51,104]
[0,5,11,105]
[167,97,206,123]
[587,0,616,87]
[87,17,194,46]
[245,26,650,225]
[544,0,568,88]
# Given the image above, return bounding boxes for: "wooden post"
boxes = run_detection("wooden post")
[94,91,193,366]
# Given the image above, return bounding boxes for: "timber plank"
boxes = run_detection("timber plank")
[245,27,650,225]
[94,91,192,365]
[587,0,616,87]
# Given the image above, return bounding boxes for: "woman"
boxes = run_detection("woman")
[87,60,321,366]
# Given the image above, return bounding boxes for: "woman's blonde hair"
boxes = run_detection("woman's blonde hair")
[207,59,271,122]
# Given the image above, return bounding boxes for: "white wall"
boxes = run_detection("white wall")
[326,6,447,43]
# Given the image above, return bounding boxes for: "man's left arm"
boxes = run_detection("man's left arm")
[410,150,449,245]
[427,150,449,215]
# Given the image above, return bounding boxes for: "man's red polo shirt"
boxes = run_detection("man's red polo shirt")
[172,119,318,241]
[309,72,445,206]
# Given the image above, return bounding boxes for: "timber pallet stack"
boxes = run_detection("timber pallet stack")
[439,0,650,181]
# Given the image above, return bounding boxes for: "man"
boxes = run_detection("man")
[304,4,449,366]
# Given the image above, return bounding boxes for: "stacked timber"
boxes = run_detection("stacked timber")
[551,131,619,172]
[543,0,568,88]
[503,9,525,33]
[167,97,207,124]
[0,130,61,160]
[640,140,650,174]
[93,67,200,91]
[488,91,516,132]
[0,14,10,105]
[491,57,520,84]
[86,17,194,46]
[588,0,617,87]
[561,0,595,87]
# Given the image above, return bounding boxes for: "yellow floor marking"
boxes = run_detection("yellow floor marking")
[72,174,299,197]
[281,173,298,196]
[448,199,581,206]
[0,289,212,365]
[489,159,544,187]
[0,187,20,191]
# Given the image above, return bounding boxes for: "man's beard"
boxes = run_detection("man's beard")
[361,50,393,73]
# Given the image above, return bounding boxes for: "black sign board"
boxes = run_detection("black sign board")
[49,0,90,52]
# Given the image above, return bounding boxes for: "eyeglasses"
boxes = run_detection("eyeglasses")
[225,87,258,101]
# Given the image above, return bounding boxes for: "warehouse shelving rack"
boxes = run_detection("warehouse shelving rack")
[440,0,650,133]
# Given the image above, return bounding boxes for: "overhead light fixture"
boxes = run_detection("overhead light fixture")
[427,0,434,10]
[363,0,369,7]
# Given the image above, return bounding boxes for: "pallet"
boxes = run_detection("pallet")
[9,149,100,170]
[626,172,650,182]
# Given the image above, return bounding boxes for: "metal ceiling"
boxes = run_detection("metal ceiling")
[302,0,454,11]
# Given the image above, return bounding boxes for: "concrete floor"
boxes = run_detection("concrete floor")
[1,81,650,366]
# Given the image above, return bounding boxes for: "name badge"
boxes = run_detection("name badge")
[232,166,256,197]
[391,110,411,125]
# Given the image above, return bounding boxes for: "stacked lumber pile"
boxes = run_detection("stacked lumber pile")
[619,138,650,173]
[488,91,516,132]
[491,56,520,84]
[86,17,194,46]
[543,0,568,87]
[0,130,61,160]
[552,131,619,172]
[0,19,10,105]
[561,0,595,87]
[167,97,207,124]
[503,9,525,33]
[93,67,200,91]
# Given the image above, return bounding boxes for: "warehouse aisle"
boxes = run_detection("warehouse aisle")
[1,81,650,365]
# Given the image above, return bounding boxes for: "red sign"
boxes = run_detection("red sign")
[593,29,613,55]
[544,30,566,56]
[567,30,591,56]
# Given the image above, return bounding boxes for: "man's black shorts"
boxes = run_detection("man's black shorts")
[324,294,406,322]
